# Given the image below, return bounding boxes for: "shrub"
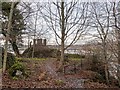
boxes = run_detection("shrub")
[92,72,105,83]
[91,55,105,77]
[50,49,61,58]
[1,47,16,69]
[89,54,106,83]
[12,76,19,80]
[64,55,69,62]
[66,54,85,59]
[109,76,119,86]
[6,53,16,69]
[9,62,26,77]
[22,47,32,58]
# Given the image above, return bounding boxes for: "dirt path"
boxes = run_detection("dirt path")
[44,59,58,79]
[43,59,84,88]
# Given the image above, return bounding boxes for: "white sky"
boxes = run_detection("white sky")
[2,0,120,2]
[1,1,119,46]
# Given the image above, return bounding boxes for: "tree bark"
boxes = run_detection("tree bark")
[103,40,109,85]
[32,39,35,58]
[10,41,20,57]
[117,31,120,87]
[3,2,15,73]
[2,32,21,57]
[114,2,120,87]
[32,5,38,58]
[58,1,65,72]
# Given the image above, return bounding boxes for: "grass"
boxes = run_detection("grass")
[69,58,82,61]
[0,69,2,74]
[16,57,46,61]
[15,57,83,61]
[55,79,64,86]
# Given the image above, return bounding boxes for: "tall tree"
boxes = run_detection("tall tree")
[3,2,15,73]
[113,1,120,87]
[40,1,88,71]
[89,2,113,85]
[2,2,25,56]
[32,3,39,58]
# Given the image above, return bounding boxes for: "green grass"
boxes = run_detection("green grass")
[15,57,82,61]
[16,57,46,61]
[55,79,64,85]
[69,58,81,61]
[0,69,2,74]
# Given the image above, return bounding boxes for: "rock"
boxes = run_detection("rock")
[16,70,23,76]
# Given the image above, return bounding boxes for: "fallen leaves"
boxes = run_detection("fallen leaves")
[84,81,108,88]
[2,59,118,88]
[38,72,47,81]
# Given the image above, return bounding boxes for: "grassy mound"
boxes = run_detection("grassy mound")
[22,47,60,58]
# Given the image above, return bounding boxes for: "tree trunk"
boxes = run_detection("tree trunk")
[103,41,109,85]
[113,2,120,86]
[2,32,20,57]
[32,39,35,58]
[58,1,65,72]
[117,31,120,87]
[32,9,38,58]
[3,2,15,73]
[105,64,109,85]
[116,2,120,87]
[11,41,20,57]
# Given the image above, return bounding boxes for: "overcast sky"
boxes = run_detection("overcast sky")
[0,0,119,46]
[3,0,119,2]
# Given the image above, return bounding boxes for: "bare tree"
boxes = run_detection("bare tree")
[40,1,88,71]
[32,3,39,58]
[89,2,114,85]
[23,2,50,57]
[113,1,120,87]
